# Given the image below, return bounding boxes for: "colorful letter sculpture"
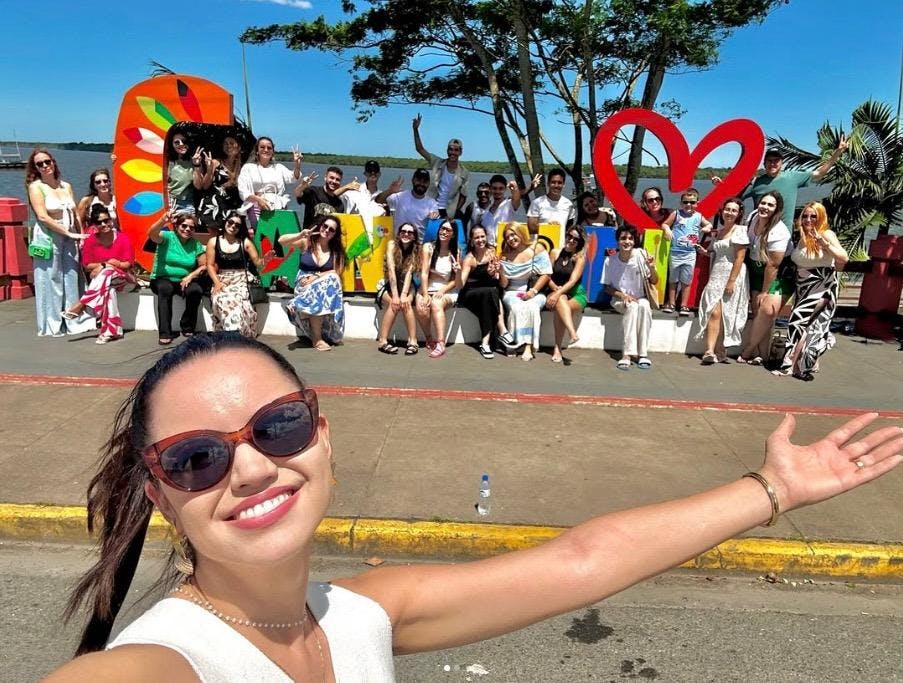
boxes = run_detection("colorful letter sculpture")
[591,107,765,225]
[113,75,234,270]
[254,210,302,288]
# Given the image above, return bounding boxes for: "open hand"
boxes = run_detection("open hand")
[836,133,849,154]
[760,413,903,513]
[292,145,303,163]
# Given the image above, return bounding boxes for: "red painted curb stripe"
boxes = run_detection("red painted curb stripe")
[0,373,898,418]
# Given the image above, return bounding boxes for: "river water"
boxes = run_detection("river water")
[1,147,847,229]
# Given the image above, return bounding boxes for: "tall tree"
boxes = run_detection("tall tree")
[241,0,785,196]
[768,100,903,250]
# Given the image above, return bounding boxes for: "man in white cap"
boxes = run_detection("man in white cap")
[412,113,469,219]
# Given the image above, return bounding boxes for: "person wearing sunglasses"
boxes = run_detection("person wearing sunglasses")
[660,189,713,315]
[639,187,670,238]
[416,219,461,358]
[61,205,135,344]
[375,222,422,355]
[147,211,208,345]
[206,213,270,338]
[25,148,91,337]
[694,198,750,365]
[546,226,588,363]
[50,333,902,681]
[279,214,348,351]
[166,132,203,215]
[77,168,117,231]
[773,202,848,381]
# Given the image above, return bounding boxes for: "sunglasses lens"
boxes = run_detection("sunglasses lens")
[252,401,315,456]
[160,436,231,492]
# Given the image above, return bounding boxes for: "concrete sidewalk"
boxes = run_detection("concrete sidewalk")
[0,299,901,578]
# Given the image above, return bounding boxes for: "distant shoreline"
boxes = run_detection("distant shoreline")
[4,141,734,179]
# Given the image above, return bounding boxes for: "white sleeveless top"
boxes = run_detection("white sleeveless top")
[108,582,396,682]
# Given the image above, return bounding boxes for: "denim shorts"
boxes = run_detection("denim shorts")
[668,259,695,285]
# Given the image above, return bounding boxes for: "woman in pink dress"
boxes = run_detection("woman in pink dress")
[63,205,135,344]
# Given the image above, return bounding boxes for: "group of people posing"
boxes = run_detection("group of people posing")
[25,126,850,378]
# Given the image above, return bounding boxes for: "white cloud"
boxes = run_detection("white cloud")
[243,0,313,9]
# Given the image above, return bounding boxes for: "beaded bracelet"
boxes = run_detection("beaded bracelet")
[743,472,780,527]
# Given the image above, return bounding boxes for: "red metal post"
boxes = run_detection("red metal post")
[856,234,903,340]
[0,197,33,300]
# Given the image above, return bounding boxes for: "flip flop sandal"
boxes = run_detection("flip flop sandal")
[158,338,173,346]
[405,344,419,355]
[701,353,717,365]
[378,342,399,355]
[748,356,763,366]
[616,359,631,371]
[637,357,653,369]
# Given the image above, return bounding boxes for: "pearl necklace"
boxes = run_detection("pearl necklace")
[175,583,310,628]
[174,583,327,679]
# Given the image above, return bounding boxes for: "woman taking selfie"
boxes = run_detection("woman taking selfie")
[49,333,902,681]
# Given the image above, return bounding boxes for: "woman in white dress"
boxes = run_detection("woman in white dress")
[237,137,302,227]
[695,197,750,364]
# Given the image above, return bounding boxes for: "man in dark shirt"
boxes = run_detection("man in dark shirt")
[294,165,357,228]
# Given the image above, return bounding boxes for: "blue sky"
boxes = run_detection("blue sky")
[3,0,901,168]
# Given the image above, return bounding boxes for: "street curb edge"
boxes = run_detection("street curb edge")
[1,504,899,579]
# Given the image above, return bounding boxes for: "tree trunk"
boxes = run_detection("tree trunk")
[624,49,667,196]
[513,2,545,181]
[449,7,526,188]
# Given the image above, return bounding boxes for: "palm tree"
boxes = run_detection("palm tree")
[767,100,903,250]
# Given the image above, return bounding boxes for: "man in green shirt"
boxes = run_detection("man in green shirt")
[713,136,847,227]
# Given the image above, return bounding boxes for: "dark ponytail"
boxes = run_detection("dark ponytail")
[64,332,305,654]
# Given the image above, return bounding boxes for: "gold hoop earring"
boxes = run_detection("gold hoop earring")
[173,534,195,576]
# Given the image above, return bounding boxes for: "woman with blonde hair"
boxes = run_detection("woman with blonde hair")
[499,222,552,361]
[773,202,848,380]
[375,223,422,355]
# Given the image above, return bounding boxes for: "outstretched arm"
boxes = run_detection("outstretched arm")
[812,135,848,182]
[412,114,430,162]
[338,413,902,654]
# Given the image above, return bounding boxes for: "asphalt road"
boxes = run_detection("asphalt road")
[5,541,901,682]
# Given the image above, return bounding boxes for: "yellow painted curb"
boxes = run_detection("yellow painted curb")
[1,504,900,579]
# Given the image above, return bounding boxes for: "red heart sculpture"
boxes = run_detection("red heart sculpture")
[591,108,765,228]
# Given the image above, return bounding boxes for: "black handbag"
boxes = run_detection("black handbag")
[240,241,270,304]
[777,254,797,282]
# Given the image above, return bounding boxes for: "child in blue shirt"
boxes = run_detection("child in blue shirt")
[661,189,712,315]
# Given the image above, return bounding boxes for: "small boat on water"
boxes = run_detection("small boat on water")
[0,140,25,169]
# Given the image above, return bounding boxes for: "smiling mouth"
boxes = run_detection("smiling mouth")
[232,490,296,521]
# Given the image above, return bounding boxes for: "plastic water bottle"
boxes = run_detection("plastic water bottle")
[477,474,491,516]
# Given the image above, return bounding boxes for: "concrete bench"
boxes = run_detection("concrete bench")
[120,290,709,354]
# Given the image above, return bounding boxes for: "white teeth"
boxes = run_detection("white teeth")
[235,492,291,521]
